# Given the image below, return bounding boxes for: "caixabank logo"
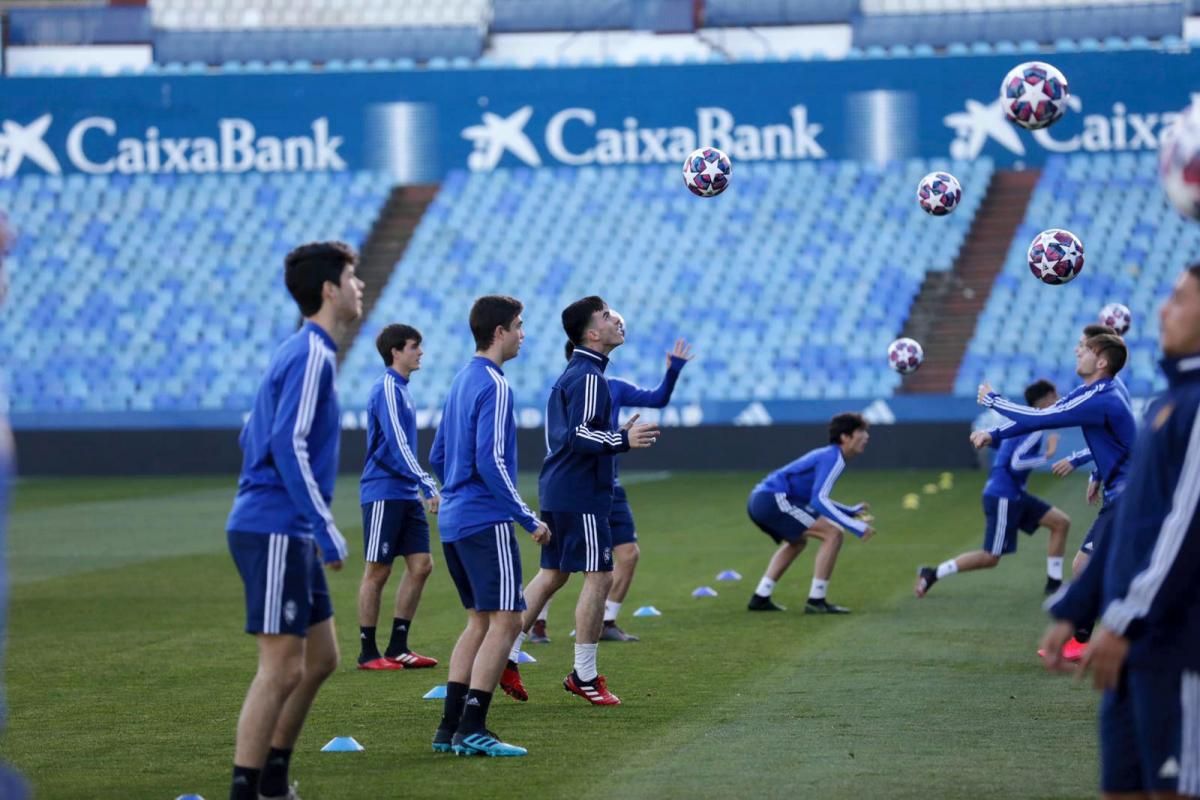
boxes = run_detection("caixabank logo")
[944,93,1191,160]
[0,114,348,176]
[461,104,827,170]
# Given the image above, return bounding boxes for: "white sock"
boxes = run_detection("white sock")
[809,578,828,600]
[604,600,622,622]
[574,643,598,681]
[936,560,959,580]
[537,601,549,622]
[1047,557,1064,580]
[508,631,527,663]
[755,576,776,597]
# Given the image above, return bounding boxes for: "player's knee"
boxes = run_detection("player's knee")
[408,554,433,581]
[364,563,391,586]
[981,554,1001,568]
[491,611,523,638]
[618,543,640,566]
[545,569,570,591]
[263,659,305,695]
[312,649,339,682]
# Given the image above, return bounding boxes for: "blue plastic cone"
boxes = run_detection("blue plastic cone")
[321,736,364,752]
[175,795,206,800]
[633,606,662,617]
[517,650,537,664]
[692,586,718,597]
[422,684,447,700]
[716,570,742,581]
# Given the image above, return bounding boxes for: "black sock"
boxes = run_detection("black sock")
[258,748,292,798]
[458,689,493,735]
[808,597,826,605]
[384,617,412,657]
[359,626,380,662]
[230,765,260,800]
[439,681,469,734]
[1075,624,1093,644]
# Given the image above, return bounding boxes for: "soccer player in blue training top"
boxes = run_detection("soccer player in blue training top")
[915,379,1072,598]
[356,324,441,671]
[972,331,1135,662]
[530,313,692,644]
[0,218,29,800]
[1050,324,1131,580]
[427,295,550,757]
[225,241,362,800]
[508,296,659,707]
[746,413,875,614]
[1040,263,1200,799]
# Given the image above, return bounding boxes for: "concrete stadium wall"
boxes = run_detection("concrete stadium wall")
[12,422,977,476]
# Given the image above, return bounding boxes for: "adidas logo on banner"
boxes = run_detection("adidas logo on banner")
[734,402,772,426]
[862,399,896,425]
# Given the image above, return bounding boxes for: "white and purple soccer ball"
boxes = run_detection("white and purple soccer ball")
[916,171,962,216]
[682,147,731,198]
[1098,302,1132,336]
[887,337,924,374]
[1027,228,1085,285]
[1160,101,1200,220]
[1001,61,1070,131]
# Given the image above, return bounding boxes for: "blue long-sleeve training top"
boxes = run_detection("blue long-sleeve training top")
[608,354,687,482]
[360,368,438,504]
[539,346,630,514]
[752,444,869,537]
[983,377,1136,502]
[1047,355,1200,669]
[983,432,1050,499]
[429,356,538,540]
[227,321,349,564]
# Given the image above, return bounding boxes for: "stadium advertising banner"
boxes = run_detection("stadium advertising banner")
[1,50,1196,182]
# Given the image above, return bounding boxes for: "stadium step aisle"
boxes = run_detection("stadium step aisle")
[335,184,439,359]
[902,170,1040,394]
[956,151,1190,399]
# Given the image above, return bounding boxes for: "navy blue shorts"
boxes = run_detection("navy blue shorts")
[228,531,333,637]
[361,499,430,564]
[540,510,613,573]
[747,490,815,545]
[1100,667,1199,795]
[442,522,525,612]
[981,493,1052,556]
[610,485,637,547]
[1082,494,1121,555]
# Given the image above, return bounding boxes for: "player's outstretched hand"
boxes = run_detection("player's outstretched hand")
[326,560,344,572]
[976,381,994,405]
[424,495,441,514]
[1078,626,1129,691]
[1044,432,1059,458]
[970,430,992,450]
[1038,620,1076,674]
[530,521,551,546]
[861,526,876,541]
[1052,457,1075,477]
[622,413,661,449]
[1087,480,1102,506]
[668,339,695,364]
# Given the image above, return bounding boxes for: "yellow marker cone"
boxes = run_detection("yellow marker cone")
[923,483,939,495]
[939,472,954,490]
[902,493,920,510]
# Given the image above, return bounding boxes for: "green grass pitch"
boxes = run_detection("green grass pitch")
[2,469,1100,799]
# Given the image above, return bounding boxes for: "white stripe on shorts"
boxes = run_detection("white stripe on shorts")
[367,500,383,562]
[1181,670,1200,796]
[264,533,288,634]
[495,524,512,611]
[991,498,1009,556]
[585,514,597,571]
[774,493,816,526]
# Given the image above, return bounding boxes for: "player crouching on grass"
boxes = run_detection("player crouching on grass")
[915,379,1072,598]
[746,413,875,614]
[356,324,441,671]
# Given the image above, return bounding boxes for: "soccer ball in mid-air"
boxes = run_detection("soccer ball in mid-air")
[887,338,924,374]
[916,171,962,216]
[682,147,731,197]
[1001,61,1069,130]
[1160,101,1200,220]
[1098,302,1132,335]
[1027,228,1084,285]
